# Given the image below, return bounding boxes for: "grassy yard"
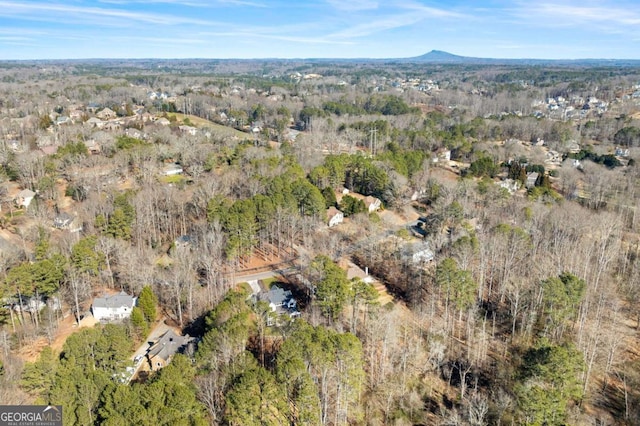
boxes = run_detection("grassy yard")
[168,113,251,140]
[261,276,277,289]
[159,174,187,185]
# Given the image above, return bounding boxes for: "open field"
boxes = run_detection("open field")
[168,113,251,139]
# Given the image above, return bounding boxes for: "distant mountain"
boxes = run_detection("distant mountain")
[5,50,640,67]
[405,50,640,67]
[411,50,470,63]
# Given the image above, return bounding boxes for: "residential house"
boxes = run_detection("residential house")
[40,145,58,156]
[403,242,435,265]
[499,179,520,194]
[327,207,344,227]
[14,189,35,208]
[259,285,299,325]
[83,139,101,154]
[7,140,22,152]
[283,128,300,143]
[91,291,136,322]
[96,107,117,120]
[146,329,193,371]
[565,140,581,154]
[156,117,171,126]
[12,297,47,314]
[179,125,198,136]
[162,162,183,176]
[363,196,382,213]
[125,128,144,140]
[102,120,121,131]
[53,212,82,232]
[70,109,85,120]
[544,150,562,167]
[526,172,539,189]
[85,117,105,129]
[615,147,630,157]
[173,235,192,250]
[140,112,155,123]
[410,189,426,201]
[86,103,100,113]
[55,116,71,126]
[432,149,452,163]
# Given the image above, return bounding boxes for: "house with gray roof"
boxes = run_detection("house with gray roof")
[14,189,35,208]
[92,291,136,322]
[403,242,435,265]
[53,212,82,233]
[258,285,299,325]
[146,329,193,371]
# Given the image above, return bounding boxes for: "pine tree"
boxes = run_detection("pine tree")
[130,307,148,338]
[71,236,105,276]
[516,339,585,425]
[137,286,157,323]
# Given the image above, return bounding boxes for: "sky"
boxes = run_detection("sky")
[0,0,639,60]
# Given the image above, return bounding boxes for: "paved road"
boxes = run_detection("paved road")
[232,266,300,285]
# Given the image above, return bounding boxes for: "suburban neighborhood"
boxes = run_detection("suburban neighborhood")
[0,51,640,425]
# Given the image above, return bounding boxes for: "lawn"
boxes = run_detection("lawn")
[168,113,251,140]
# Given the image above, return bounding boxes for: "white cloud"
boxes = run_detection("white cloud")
[98,0,212,6]
[0,1,221,26]
[199,30,354,45]
[327,4,467,40]
[326,0,379,11]
[98,0,267,6]
[511,2,640,27]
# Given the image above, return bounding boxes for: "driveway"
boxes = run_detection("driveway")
[127,320,175,382]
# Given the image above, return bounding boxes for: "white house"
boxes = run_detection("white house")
[261,286,296,312]
[615,147,630,157]
[53,212,82,233]
[431,149,452,163]
[364,196,381,213]
[92,291,136,322]
[403,242,435,265]
[15,189,36,208]
[179,125,198,136]
[259,285,299,325]
[327,207,344,227]
[162,163,184,176]
[499,179,520,194]
[173,235,192,251]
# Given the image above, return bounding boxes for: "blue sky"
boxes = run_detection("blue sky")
[0,0,638,60]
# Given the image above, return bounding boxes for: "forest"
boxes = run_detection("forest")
[1,60,640,425]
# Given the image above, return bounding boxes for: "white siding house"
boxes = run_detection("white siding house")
[327,207,344,227]
[92,291,136,322]
[363,196,381,213]
[15,189,36,208]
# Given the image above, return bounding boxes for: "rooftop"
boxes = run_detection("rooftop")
[92,291,135,309]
